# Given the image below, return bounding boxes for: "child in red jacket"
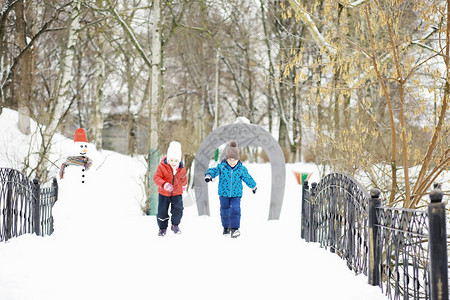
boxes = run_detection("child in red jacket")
[153,141,188,236]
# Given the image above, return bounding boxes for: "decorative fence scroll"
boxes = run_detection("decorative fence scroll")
[0,168,58,242]
[374,204,430,299]
[302,173,448,300]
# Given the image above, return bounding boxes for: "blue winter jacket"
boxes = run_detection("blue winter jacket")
[205,160,256,197]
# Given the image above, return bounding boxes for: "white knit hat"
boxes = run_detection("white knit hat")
[167,141,182,161]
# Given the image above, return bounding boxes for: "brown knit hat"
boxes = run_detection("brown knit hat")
[225,140,240,160]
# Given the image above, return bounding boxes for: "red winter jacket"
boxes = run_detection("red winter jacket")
[153,157,188,197]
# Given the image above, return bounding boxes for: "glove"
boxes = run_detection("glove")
[252,187,257,194]
[204,175,212,183]
[163,182,173,192]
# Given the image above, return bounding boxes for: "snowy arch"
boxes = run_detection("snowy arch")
[193,122,286,220]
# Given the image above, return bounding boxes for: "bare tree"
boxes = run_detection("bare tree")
[34,1,82,181]
[286,0,449,207]
[14,0,32,134]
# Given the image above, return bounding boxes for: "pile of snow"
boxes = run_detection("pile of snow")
[0,109,387,300]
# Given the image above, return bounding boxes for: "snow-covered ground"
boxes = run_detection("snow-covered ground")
[0,109,387,300]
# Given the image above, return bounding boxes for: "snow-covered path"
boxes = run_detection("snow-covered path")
[0,158,387,300]
[0,109,386,299]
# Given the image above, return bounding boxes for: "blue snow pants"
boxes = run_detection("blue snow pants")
[157,194,183,229]
[219,196,241,229]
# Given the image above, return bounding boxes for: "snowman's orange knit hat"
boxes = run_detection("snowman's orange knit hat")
[74,128,88,143]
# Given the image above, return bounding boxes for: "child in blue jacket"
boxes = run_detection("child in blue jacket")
[204,140,257,238]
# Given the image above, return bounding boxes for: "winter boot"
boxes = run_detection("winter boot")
[158,228,167,236]
[230,228,240,238]
[171,224,182,234]
[223,227,231,235]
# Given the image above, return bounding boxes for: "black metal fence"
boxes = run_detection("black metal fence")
[0,168,58,242]
[301,173,449,300]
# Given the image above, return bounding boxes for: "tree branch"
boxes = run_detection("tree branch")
[108,6,152,68]
[287,0,336,56]
[1,4,69,93]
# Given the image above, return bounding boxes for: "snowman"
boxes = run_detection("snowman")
[54,128,94,233]
[59,128,93,184]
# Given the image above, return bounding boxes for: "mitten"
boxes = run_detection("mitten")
[252,187,257,194]
[163,182,174,192]
[204,175,212,183]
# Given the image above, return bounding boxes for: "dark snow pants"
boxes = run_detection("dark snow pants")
[219,196,241,229]
[157,194,183,229]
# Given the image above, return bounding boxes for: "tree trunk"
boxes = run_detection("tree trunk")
[148,0,162,215]
[364,1,398,205]
[14,0,32,134]
[260,0,277,134]
[214,49,220,128]
[126,52,136,156]
[278,76,290,157]
[93,44,104,151]
[244,41,254,122]
[291,70,301,162]
[0,0,20,110]
[34,1,81,181]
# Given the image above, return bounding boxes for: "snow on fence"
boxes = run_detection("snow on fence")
[301,173,449,300]
[0,168,58,242]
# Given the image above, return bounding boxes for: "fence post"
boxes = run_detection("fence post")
[428,189,448,300]
[301,180,309,239]
[32,178,41,237]
[368,188,381,286]
[5,169,13,241]
[309,182,317,243]
[50,177,58,235]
